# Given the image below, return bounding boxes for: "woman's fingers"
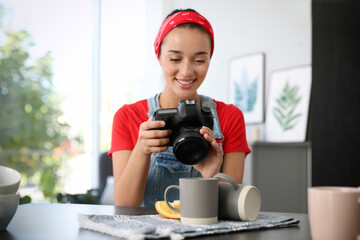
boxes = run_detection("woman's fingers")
[200,126,223,155]
[137,117,171,154]
[140,117,170,137]
[139,135,170,153]
[143,137,170,147]
[140,125,171,140]
[141,144,169,153]
[200,126,215,143]
[140,117,165,131]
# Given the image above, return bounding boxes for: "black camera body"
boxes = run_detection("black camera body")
[152,99,214,165]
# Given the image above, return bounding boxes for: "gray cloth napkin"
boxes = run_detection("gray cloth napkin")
[77,213,299,240]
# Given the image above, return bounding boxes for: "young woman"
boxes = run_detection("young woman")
[108,9,250,207]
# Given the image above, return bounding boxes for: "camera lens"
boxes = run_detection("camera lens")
[173,130,210,165]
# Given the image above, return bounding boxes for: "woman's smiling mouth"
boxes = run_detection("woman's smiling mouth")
[176,79,196,89]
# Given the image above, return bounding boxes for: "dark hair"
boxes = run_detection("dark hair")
[160,8,213,56]
[164,8,198,21]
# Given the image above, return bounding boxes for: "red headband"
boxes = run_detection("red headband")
[154,11,214,59]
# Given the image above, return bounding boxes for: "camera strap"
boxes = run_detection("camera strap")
[199,95,224,143]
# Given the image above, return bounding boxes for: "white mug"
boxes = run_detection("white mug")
[214,173,261,221]
[0,166,21,194]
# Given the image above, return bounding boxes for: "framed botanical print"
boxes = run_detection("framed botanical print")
[265,65,312,142]
[229,53,265,124]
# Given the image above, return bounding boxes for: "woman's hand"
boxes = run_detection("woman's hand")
[136,117,172,155]
[193,126,223,178]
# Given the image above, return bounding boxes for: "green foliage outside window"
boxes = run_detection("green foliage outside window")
[0,5,69,201]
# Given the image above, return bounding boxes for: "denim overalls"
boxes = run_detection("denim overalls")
[142,93,224,207]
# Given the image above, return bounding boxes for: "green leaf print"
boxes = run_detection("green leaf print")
[233,68,258,112]
[272,80,302,131]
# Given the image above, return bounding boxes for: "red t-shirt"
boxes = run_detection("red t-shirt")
[108,99,250,158]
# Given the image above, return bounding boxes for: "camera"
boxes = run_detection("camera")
[152,99,214,165]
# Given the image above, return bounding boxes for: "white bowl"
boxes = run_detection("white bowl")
[0,166,21,194]
[0,192,20,231]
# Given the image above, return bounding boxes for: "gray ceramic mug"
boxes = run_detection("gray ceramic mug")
[164,178,219,225]
[214,173,261,221]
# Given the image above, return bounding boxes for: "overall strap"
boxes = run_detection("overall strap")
[199,95,224,141]
[147,93,161,118]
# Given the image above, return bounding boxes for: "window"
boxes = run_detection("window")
[0,0,146,202]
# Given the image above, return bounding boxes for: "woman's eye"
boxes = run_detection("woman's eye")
[170,58,180,62]
[195,59,205,63]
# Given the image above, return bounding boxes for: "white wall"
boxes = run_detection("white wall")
[143,0,312,183]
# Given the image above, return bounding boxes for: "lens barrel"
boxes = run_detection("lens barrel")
[172,130,210,165]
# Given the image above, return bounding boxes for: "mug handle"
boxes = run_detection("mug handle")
[164,185,180,212]
[214,173,239,190]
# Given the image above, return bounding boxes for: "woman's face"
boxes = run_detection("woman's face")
[158,27,211,101]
